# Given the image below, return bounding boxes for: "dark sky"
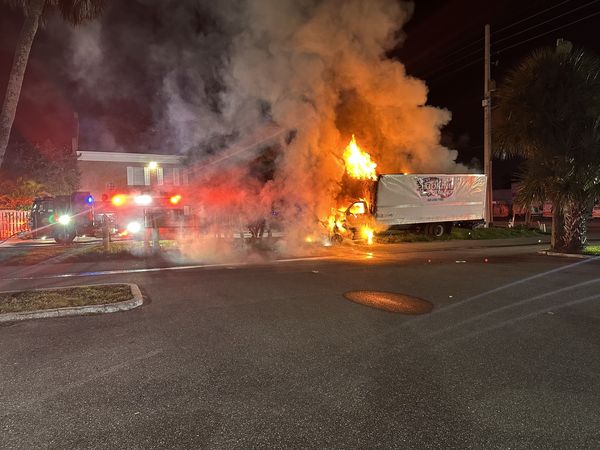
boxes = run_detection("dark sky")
[395,0,600,184]
[1,0,599,185]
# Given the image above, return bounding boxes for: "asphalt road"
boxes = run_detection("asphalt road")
[1,243,600,449]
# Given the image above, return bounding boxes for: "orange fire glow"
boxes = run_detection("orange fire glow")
[323,135,380,245]
[361,225,374,245]
[343,135,377,181]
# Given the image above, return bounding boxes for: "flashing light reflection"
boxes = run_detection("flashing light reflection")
[112,194,126,207]
[126,221,142,234]
[58,214,71,225]
[134,194,152,206]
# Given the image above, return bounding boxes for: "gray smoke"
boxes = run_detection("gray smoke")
[64,0,466,240]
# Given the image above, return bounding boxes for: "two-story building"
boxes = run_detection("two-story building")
[77,151,188,200]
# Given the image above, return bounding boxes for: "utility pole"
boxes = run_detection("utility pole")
[483,24,493,227]
[72,112,79,153]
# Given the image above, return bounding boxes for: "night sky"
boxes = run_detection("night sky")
[1,0,599,186]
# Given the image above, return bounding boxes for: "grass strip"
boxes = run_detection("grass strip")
[583,245,600,256]
[0,284,132,314]
[1,240,177,265]
[376,227,544,243]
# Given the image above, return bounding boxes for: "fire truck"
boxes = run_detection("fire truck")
[100,190,187,239]
[27,190,186,243]
[28,192,96,243]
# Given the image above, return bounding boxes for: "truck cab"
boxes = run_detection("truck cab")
[29,192,95,243]
[343,200,371,238]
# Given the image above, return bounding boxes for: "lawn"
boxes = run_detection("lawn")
[0,240,175,265]
[376,226,545,243]
[583,245,600,256]
[0,284,132,314]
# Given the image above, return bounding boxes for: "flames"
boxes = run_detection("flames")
[320,135,378,245]
[361,225,374,245]
[342,135,377,181]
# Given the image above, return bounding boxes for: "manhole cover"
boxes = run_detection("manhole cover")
[343,290,433,314]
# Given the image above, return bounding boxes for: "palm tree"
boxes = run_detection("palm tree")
[0,0,107,168]
[495,43,600,252]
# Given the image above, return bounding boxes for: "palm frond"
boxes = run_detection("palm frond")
[47,0,108,25]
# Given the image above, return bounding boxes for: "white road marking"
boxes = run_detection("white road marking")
[0,255,336,281]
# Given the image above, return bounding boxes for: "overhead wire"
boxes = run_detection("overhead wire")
[426,4,600,83]
[493,0,600,46]
[418,1,575,79]
[492,0,571,34]
[415,0,574,72]
[494,8,600,54]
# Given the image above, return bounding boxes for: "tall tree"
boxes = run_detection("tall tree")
[0,0,107,167]
[495,43,600,252]
[0,139,80,208]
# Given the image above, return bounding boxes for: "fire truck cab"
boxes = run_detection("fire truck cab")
[29,192,95,243]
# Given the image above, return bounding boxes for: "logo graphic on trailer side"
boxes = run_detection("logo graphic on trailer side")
[416,177,455,200]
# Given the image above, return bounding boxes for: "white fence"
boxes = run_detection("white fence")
[0,210,29,239]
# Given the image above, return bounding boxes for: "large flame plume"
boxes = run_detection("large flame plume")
[343,135,378,181]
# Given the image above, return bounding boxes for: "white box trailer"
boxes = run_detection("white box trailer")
[375,174,486,225]
[340,174,487,238]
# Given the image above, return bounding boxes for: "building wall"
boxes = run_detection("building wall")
[77,152,188,201]
[79,160,128,199]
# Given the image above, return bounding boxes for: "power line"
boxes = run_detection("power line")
[417,0,574,71]
[428,56,483,85]
[494,0,600,46]
[495,8,600,54]
[492,0,571,35]
[416,1,572,77]
[439,37,482,60]
[425,6,600,83]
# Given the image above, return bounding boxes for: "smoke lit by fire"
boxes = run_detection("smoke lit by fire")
[60,0,469,256]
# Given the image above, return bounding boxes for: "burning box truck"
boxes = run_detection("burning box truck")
[332,173,487,242]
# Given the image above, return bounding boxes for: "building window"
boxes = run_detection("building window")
[127,167,148,186]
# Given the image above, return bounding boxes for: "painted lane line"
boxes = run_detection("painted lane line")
[0,256,336,281]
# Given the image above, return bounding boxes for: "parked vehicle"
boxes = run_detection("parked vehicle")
[335,174,487,240]
[492,200,510,218]
[28,192,95,243]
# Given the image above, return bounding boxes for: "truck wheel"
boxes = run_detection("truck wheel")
[54,230,76,244]
[429,223,446,238]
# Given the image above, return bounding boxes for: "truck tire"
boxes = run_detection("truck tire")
[54,230,76,244]
[428,223,445,238]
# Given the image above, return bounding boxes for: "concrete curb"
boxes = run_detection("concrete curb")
[538,250,599,259]
[0,283,143,323]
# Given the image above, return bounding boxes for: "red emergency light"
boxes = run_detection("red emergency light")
[169,194,182,205]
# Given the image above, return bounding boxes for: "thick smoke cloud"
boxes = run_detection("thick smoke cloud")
[64,0,466,239]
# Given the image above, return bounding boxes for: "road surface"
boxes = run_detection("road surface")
[1,242,599,448]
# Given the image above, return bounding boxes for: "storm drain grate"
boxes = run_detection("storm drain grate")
[343,291,433,314]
